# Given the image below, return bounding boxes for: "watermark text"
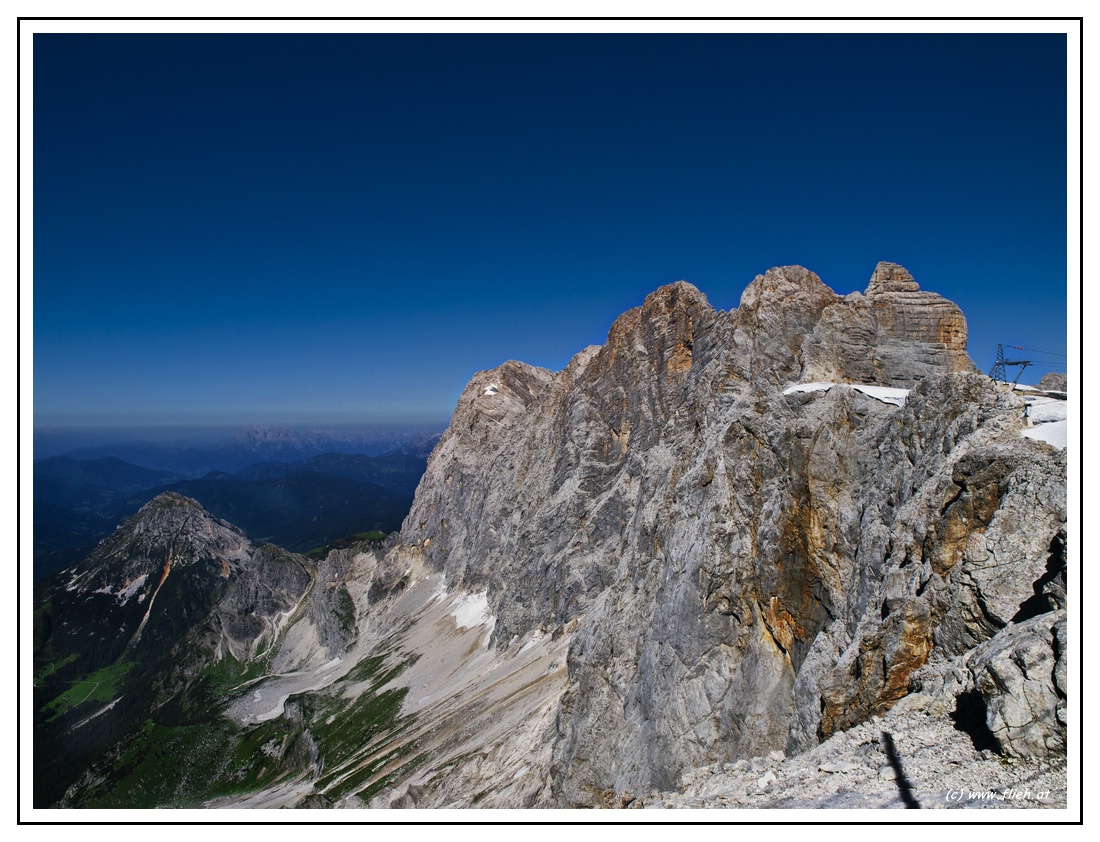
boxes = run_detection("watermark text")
[944,787,1051,804]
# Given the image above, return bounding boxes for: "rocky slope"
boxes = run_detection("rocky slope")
[645,677,1067,810]
[34,262,1069,810]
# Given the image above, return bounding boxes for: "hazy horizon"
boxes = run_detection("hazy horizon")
[32,418,451,460]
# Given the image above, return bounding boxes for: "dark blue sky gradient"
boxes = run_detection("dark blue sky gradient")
[33,33,1070,428]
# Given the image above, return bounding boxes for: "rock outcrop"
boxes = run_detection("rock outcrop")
[1038,372,1068,392]
[643,681,1067,809]
[794,261,973,385]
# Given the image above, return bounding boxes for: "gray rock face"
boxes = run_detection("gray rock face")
[1038,372,1067,392]
[965,610,1067,757]
[390,262,1066,805]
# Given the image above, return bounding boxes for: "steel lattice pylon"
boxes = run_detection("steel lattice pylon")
[989,344,1032,385]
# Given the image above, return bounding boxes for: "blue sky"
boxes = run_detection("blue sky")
[31,31,1071,430]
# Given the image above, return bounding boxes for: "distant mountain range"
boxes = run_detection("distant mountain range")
[233,450,428,494]
[31,431,440,579]
[46,425,443,478]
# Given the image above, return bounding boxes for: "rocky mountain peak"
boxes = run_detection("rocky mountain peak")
[734,266,843,383]
[137,489,209,516]
[599,280,718,385]
[860,261,971,367]
[607,279,714,341]
[62,492,253,602]
[448,360,556,438]
[43,491,317,681]
[641,279,712,319]
[738,264,838,313]
[866,260,921,294]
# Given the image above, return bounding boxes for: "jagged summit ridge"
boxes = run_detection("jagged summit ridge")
[453,261,969,436]
[502,262,972,396]
[404,261,984,626]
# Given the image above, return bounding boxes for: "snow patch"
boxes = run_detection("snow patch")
[783,382,909,406]
[783,382,833,396]
[850,385,909,407]
[452,591,493,629]
[1019,395,1068,449]
[119,574,148,603]
[518,628,548,654]
[1022,420,1067,449]
[483,384,500,396]
[65,569,93,593]
[1025,397,1068,424]
[94,573,149,604]
[429,577,449,604]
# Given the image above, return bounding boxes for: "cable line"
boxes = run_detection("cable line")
[1007,345,1066,357]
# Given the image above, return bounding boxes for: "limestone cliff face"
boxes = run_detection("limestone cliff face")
[793,261,974,385]
[394,262,1065,804]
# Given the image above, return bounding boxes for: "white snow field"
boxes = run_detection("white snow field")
[1018,389,1068,450]
[783,381,910,406]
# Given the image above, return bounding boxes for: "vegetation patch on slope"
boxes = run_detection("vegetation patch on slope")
[72,715,312,808]
[301,651,422,802]
[40,658,134,722]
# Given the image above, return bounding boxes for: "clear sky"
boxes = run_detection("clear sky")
[31,30,1071,430]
